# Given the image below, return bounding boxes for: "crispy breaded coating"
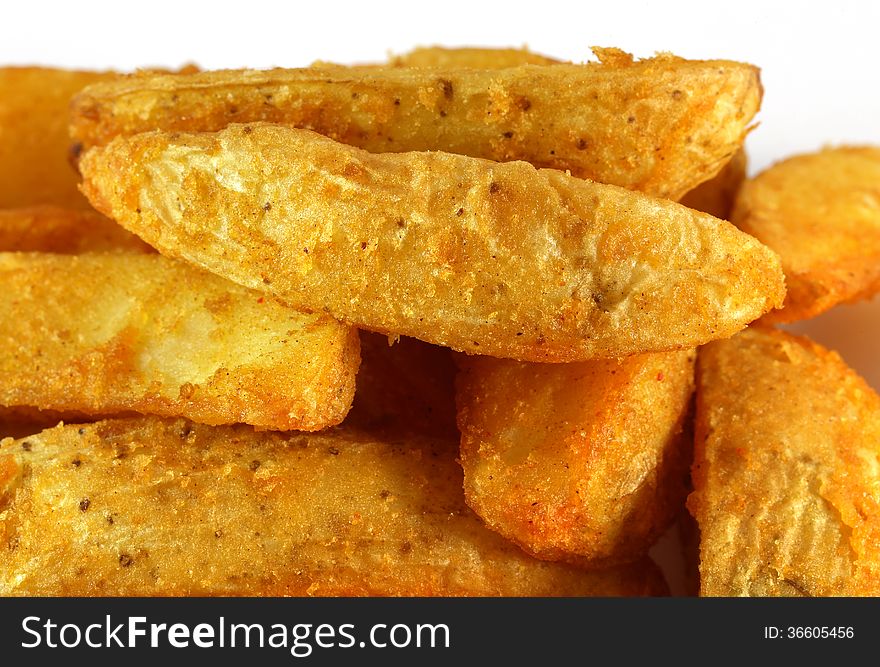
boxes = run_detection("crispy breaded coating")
[689,327,880,596]
[0,67,114,209]
[456,350,695,567]
[680,148,747,220]
[732,146,880,322]
[388,46,561,68]
[0,205,152,253]
[345,332,458,438]
[0,253,358,430]
[0,418,667,596]
[70,50,762,199]
[81,124,784,362]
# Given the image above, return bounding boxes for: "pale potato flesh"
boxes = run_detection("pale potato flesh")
[732,146,880,322]
[81,124,784,362]
[0,418,667,596]
[0,253,359,430]
[456,350,695,566]
[689,327,880,596]
[70,50,762,200]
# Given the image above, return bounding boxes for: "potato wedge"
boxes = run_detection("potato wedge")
[71,50,761,199]
[346,332,458,438]
[456,350,695,566]
[0,67,115,208]
[689,327,880,596]
[732,147,880,322]
[0,253,358,430]
[0,417,667,596]
[0,205,152,253]
[389,46,561,68]
[81,124,784,362]
[680,148,746,219]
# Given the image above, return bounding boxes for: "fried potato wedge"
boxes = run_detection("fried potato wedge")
[389,46,561,68]
[680,147,747,220]
[71,50,761,199]
[689,327,880,596]
[0,417,667,596]
[732,147,880,322]
[345,332,458,438]
[0,205,152,253]
[456,349,695,566]
[0,253,358,430]
[0,67,115,209]
[81,124,784,362]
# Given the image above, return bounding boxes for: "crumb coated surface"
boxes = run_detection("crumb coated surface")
[690,327,880,596]
[733,147,880,322]
[0,418,667,596]
[457,349,695,566]
[71,50,761,199]
[81,124,784,362]
[0,253,359,430]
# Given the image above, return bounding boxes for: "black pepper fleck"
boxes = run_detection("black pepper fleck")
[328,446,340,456]
[21,441,32,451]
[249,460,261,471]
[79,498,91,512]
[119,554,133,567]
[438,78,454,99]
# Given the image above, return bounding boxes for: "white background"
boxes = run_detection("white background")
[2,0,879,386]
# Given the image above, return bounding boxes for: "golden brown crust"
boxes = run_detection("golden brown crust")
[732,146,880,322]
[0,253,359,430]
[70,52,762,199]
[0,67,114,209]
[80,124,784,362]
[689,327,880,596]
[0,205,152,253]
[680,148,747,220]
[0,418,667,596]
[345,332,458,438]
[456,350,695,567]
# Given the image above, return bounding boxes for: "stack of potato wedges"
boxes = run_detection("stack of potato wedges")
[1,46,878,597]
